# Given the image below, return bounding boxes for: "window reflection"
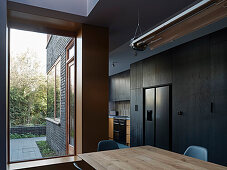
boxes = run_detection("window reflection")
[56,62,61,118]
[69,46,74,60]
[47,68,55,119]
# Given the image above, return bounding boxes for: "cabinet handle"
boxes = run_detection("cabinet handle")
[211,102,213,113]
[147,110,152,121]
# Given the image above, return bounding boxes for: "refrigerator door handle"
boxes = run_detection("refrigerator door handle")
[147,110,153,121]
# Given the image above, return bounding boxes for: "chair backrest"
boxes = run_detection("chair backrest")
[184,146,208,161]
[97,140,119,151]
[73,162,82,170]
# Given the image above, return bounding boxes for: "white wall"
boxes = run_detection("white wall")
[87,0,99,15]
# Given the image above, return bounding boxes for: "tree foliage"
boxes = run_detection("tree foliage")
[10,50,47,126]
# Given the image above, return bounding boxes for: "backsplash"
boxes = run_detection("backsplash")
[109,101,130,117]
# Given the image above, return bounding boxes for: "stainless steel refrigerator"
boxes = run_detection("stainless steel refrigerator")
[144,85,171,150]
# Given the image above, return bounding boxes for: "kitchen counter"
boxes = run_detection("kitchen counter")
[109,115,130,120]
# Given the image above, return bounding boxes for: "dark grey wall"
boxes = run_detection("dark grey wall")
[109,18,227,76]
[130,28,227,166]
[0,0,7,169]
[46,35,72,156]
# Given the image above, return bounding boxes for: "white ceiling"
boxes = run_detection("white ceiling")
[8,0,99,16]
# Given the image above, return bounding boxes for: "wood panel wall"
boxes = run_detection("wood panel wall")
[130,28,227,166]
[76,24,109,154]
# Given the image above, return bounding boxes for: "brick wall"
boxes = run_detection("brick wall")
[46,35,73,156]
[10,126,46,135]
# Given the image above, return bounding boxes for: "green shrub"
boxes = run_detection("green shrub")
[10,50,47,126]
[36,141,57,158]
[10,133,45,139]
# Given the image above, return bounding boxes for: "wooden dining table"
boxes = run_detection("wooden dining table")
[78,146,227,170]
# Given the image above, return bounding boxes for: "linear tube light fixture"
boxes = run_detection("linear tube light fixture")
[130,0,213,50]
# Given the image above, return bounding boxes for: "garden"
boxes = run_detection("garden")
[9,49,56,161]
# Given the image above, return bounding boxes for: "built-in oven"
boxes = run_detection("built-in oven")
[114,118,126,144]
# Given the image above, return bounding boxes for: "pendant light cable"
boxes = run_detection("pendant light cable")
[133,9,143,39]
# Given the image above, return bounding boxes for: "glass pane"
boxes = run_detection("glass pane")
[47,68,55,118]
[69,64,75,146]
[56,62,61,118]
[69,46,74,59]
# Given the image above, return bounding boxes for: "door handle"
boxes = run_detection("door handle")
[211,102,213,113]
[147,110,152,121]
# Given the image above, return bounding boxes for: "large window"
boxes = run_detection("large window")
[9,29,74,163]
[47,59,61,121]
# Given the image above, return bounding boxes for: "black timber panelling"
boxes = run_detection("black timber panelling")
[172,35,211,157]
[155,52,172,86]
[130,61,143,146]
[109,70,130,101]
[109,75,116,101]
[130,61,143,89]
[142,57,156,88]
[209,29,227,165]
[130,88,143,146]
[142,52,172,88]
[130,28,227,166]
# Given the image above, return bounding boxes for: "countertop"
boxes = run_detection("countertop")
[109,115,130,120]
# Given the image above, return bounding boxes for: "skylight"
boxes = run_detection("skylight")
[8,0,99,16]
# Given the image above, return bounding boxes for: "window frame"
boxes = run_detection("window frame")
[7,14,79,164]
[47,57,61,122]
[66,39,75,62]
[65,39,76,155]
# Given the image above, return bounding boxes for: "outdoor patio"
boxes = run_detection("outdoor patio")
[10,137,46,162]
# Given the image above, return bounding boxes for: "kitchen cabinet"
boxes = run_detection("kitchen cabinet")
[109,117,130,146]
[142,52,172,88]
[130,88,143,147]
[126,120,130,146]
[209,29,227,165]
[130,61,143,89]
[108,118,114,140]
[172,35,211,154]
[109,70,130,101]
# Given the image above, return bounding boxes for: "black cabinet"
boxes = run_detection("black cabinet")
[142,57,156,88]
[130,61,143,89]
[209,29,227,165]
[130,88,143,147]
[172,35,211,154]
[109,70,130,101]
[109,76,116,101]
[142,52,172,88]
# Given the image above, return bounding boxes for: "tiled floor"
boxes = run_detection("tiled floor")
[10,137,46,162]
